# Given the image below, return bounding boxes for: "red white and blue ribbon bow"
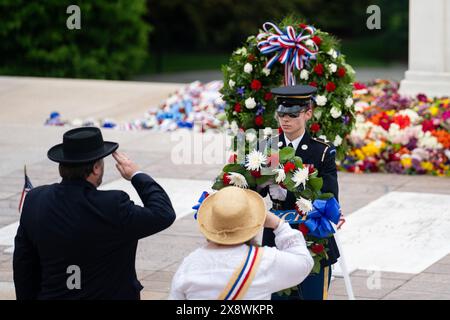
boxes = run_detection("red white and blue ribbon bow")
[192,191,210,220]
[257,22,319,86]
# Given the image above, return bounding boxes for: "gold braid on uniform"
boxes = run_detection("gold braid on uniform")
[311,137,330,163]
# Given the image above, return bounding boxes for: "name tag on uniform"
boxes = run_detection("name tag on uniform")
[270,209,303,224]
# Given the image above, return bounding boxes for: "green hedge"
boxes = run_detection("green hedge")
[0,0,151,79]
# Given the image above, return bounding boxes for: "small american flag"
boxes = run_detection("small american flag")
[18,166,33,213]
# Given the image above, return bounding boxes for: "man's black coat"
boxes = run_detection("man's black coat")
[13,173,176,300]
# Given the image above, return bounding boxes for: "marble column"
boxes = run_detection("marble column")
[399,0,450,97]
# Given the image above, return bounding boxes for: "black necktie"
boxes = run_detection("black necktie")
[288,143,294,148]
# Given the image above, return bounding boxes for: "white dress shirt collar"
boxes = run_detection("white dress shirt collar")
[284,131,305,151]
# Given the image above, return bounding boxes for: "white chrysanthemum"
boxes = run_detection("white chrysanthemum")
[245,97,257,109]
[246,132,257,143]
[300,69,309,80]
[330,106,342,119]
[316,95,327,106]
[418,132,443,150]
[273,165,286,184]
[245,150,267,171]
[345,97,354,108]
[296,197,313,213]
[244,63,253,73]
[328,63,337,73]
[228,79,235,88]
[327,49,338,59]
[292,167,309,188]
[263,127,273,139]
[262,68,271,76]
[228,172,248,188]
[319,135,329,142]
[334,135,343,147]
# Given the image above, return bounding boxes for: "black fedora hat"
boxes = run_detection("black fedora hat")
[47,127,119,164]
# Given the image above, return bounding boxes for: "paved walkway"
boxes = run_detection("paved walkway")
[0,76,449,300]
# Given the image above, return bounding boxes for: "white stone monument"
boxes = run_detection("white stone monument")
[399,0,450,97]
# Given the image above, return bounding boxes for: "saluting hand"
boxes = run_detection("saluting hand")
[113,151,140,181]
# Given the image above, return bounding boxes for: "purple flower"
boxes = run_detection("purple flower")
[417,93,428,102]
[236,87,245,96]
[256,105,264,116]
[442,110,450,121]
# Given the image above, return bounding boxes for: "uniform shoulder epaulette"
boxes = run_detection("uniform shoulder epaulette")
[311,137,331,162]
[311,137,331,147]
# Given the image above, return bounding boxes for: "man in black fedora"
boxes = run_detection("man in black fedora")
[13,127,176,300]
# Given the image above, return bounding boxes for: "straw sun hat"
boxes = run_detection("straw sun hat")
[197,186,266,245]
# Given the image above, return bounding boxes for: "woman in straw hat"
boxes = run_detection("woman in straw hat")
[169,186,313,300]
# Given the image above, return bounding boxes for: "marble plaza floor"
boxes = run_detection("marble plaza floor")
[0,76,449,300]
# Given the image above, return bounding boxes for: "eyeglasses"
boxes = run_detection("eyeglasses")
[277,111,302,118]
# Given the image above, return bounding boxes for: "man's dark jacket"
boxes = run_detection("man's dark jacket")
[13,173,176,300]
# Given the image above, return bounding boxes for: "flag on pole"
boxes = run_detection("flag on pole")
[18,165,33,214]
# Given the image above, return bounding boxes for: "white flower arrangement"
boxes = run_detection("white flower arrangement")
[292,167,309,188]
[244,63,253,73]
[245,97,256,109]
[228,172,248,188]
[296,197,313,213]
[245,150,267,171]
[330,106,342,119]
[316,95,327,106]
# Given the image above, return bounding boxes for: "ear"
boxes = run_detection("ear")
[305,108,313,121]
[92,160,103,176]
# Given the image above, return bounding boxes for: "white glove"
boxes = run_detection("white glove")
[269,184,287,201]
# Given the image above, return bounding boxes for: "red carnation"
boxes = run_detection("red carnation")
[393,115,411,129]
[284,162,296,173]
[255,115,264,126]
[337,66,346,78]
[312,36,322,46]
[264,92,273,101]
[311,243,324,254]
[250,170,261,178]
[326,82,336,92]
[278,127,283,134]
[353,82,367,90]
[234,103,241,113]
[306,164,316,175]
[310,122,320,133]
[299,23,308,29]
[314,64,324,76]
[309,81,318,87]
[251,79,262,91]
[298,223,309,236]
[223,173,231,185]
[422,119,435,132]
[248,54,256,62]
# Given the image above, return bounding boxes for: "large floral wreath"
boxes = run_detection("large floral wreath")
[198,18,352,284]
[220,16,356,160]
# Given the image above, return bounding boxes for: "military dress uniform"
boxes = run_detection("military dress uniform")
[260,85,340,300]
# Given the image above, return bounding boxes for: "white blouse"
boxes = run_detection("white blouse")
[169,222,314,300]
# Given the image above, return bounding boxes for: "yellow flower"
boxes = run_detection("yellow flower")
[386,110,396,117]
[421,161,434,171]
[355,149,365,161]
[401,157,412,168]
[429,106,439,116]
